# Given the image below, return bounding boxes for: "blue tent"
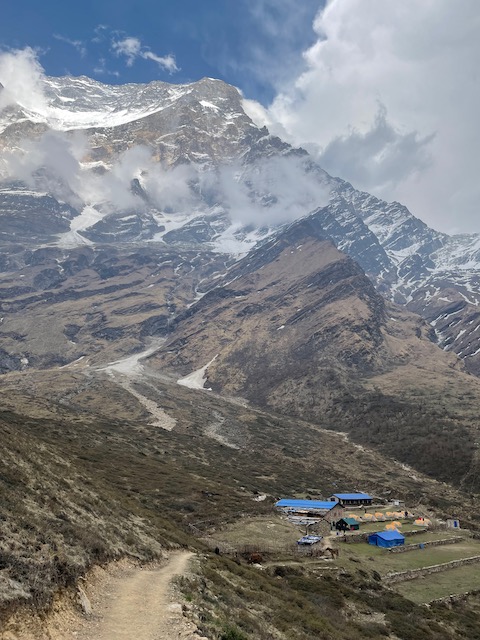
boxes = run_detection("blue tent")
[368,530,405,548]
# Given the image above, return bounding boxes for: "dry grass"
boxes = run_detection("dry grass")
[395,564,480,603]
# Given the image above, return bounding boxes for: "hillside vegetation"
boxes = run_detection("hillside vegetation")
[1,372,480,637]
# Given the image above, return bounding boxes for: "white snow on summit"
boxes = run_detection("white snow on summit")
[0,75,225,132]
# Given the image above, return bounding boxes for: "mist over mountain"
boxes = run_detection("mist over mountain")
[1,71,480,479]
[1,72,480,374]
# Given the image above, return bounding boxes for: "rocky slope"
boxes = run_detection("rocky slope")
[0,242,229,372]
[1,73,480,485]
[1,74,479,374]
[147,216,480,488]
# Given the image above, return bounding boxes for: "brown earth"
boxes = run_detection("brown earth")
[0,553,200,640]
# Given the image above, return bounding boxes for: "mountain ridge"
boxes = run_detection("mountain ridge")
[4,72,480,635]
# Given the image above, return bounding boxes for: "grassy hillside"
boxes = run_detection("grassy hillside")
[1,371,480,636]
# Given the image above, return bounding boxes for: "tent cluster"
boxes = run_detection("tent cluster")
[347,511,407,523]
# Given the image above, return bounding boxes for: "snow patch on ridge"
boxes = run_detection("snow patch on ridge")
[177,355,218,390]
[57,205,104,247]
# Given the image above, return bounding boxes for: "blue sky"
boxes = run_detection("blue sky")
[0,0,321,104]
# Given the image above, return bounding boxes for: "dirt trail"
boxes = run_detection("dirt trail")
[77,552,202,640]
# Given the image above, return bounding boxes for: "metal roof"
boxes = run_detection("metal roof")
[276,499,339,510]
[342,517,360,525]
[369,530,404,540]
[297,535,323,545]
[331,493,372,500]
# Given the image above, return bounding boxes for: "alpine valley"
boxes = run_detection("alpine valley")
[2,75,480,640]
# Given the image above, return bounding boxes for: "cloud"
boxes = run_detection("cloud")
[112,35,179,73]
[0,47,48,113]
[112,36,141,67]
[141,51,178,73]
[53,34,87,58]
[262,0,480,233]
[2,129,87,206]
[214,155,330,227]
[316,104,435,195]
[93,57,120,78]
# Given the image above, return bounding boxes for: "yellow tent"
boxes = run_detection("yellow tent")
[347,514,362,520]
[386,511,395,517]
[414,518,428,526]
[385,523,399,530]
[392,520,402,528]
[394,511,404,518]
[363,513,375,520]
[375,512,386,520]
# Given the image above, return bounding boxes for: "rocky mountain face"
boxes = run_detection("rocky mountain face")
[147,216,480,488]
[326,183,480,374]
[1,74,479,374]
[2,73,480,489]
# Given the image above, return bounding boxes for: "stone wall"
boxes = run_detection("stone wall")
[384,555,480,585]
[428,588,480,607]
[387,536,464,554]
[342,527,428,544]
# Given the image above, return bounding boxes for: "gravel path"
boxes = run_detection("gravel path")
[77,552,203,640]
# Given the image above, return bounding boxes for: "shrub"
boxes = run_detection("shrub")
[221,625,248,640]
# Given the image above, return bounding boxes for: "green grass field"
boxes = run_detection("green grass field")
[394,564,480,603]
[339,540,480,575]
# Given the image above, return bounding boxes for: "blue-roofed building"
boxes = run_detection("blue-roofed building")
[275,499,344,523]
[329,493,373,507]
[368,530,405,548]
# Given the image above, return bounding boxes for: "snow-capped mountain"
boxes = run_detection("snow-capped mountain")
[1,73,480,372]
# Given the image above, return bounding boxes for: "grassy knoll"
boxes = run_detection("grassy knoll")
[203,515,302,550]
[395,564,480,603]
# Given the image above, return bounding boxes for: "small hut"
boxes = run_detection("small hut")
[335,517,360,532]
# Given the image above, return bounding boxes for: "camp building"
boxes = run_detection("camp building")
[368,530,405,548]
[335,517,360,532]
[329,492,373,507]
[275,499,344,523]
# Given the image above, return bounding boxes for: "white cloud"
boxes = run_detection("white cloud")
[112,36,141,67]
[142,51,178,74]
[93,57,120,78]
[112,36,179,73]
[0,47,48,113]
[317,104,435,194]
[215,155,330,227]
[53,34,87,58]
[2,129,87,207]
[263,0,480,233]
